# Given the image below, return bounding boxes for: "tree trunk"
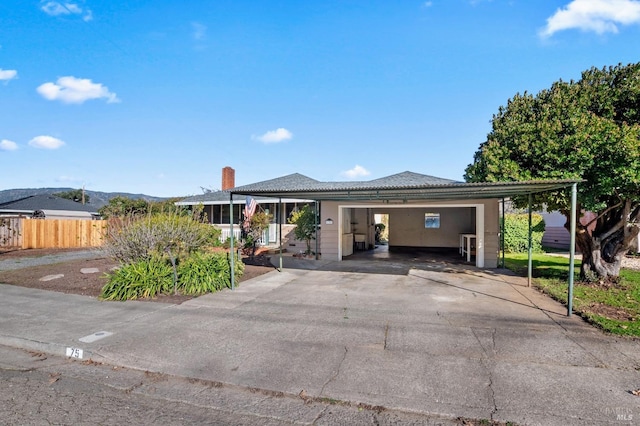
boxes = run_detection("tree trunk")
[566,203,639,282]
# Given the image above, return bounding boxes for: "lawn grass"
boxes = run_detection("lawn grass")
[504,253,640,337]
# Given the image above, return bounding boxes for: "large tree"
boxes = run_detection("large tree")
[54,189,89,204]
[465,63,640,280]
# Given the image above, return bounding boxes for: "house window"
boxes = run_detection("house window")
[425,213,440,228]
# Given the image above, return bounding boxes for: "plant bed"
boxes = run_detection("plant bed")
[0,251,274,303]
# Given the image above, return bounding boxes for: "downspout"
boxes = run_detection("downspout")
[229,193,235,290]
[527,193,532,287]
[568,183,577,317]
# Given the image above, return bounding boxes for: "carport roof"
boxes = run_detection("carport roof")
[229,171,581,201]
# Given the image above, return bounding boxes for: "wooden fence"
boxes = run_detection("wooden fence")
[0,218,107,249]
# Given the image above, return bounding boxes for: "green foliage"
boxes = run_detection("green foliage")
[54,189,89,204]
[99,196,151,219]
[288,204,316,254]
[100,256,174,301]
[101,251,244,300]
[244,211,272,256]
[502,213,545,253]
[465,62,640,279]
[177,251,244,295]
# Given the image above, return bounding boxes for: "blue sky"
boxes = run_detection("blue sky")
[2,0,640,197]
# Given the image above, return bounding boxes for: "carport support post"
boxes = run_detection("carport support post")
[527,193,532,287]
[278,197,283,272]
[568,183,577,317]
[229,193,235,290]
[314,201,319,260]
[501,198,505,268]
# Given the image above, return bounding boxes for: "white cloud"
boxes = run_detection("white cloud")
[540,0,640,37]
[253,128,293,144]
[192,22,207,41]
[341,165,371,179]
[37,76,120,104]
[29,135,66,150]
[0,139,18,151]
[41,1,93,21]
[0,69,17,82]
[423,1,433,7]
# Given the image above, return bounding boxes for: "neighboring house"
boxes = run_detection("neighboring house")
[540,210,571,250]
[228,171,578,269]
[542,210,639,253]
[0,195,101,219]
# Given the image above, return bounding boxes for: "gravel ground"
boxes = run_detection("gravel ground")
[547,252,640,271]
[623,256,640,270]
[0,249,102,271]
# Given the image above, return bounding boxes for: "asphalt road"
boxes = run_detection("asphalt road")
[0,345,458,426]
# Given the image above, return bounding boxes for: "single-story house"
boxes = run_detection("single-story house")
[0,195,101,220]
[176,167,314,247]
[228,171,580,269]
[175,190,314,245]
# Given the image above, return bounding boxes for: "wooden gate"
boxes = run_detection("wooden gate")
[0,217,22,248]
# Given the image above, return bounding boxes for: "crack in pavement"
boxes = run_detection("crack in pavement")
[319,346,348,396]
[471,327,498,421]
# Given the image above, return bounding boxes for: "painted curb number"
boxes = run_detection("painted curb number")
[66,347,84,359]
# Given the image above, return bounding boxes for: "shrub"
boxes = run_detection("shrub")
[102,211,221,264]
[502,213,545,253]
[101,251,244,300]
[177,251,244,295]
[100,256,174,301]
[288,204,316,254]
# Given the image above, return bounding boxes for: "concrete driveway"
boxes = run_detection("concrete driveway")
[1,256,639,425]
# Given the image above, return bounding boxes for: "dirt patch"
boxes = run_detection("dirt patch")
[0,250,275,304]
[584,303,636,322]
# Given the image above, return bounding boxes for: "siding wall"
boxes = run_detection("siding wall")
[387,207,474,248]
[320,199,500,268]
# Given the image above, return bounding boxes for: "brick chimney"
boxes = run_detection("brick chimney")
[221,166,235,191]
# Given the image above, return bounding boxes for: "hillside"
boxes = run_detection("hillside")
[0,188,172,209]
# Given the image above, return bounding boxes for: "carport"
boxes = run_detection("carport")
[228,172,581,316]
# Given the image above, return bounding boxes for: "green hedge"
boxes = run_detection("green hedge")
[502,213,545,253]
[101,251,244,301]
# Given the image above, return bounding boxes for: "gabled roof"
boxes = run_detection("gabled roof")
[229,171,581,201]
[0,195,99,214]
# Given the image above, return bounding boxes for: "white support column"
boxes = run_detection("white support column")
[337,206,343,259]
[476,204,485,268]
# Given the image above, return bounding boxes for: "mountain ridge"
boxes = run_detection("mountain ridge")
[0,188,173,209]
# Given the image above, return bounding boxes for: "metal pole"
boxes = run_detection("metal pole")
[314,201,319,260]
[568,183,577,317]
[501,198,505,268]
[527,193,532,287]
[229,193,235,290]
[279,198,283,272]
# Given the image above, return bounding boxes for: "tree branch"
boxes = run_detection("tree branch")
[582,201,624,229]
[599,200,630,241]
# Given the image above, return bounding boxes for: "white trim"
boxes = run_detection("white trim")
[337,203,485,267]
